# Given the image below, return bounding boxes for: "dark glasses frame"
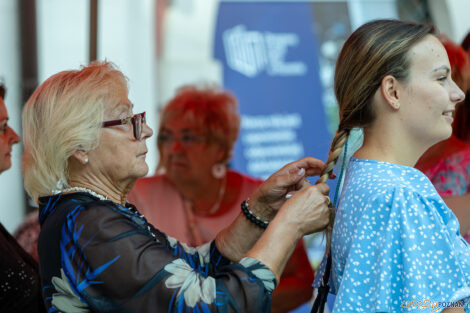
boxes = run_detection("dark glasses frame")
[102,112,146,140]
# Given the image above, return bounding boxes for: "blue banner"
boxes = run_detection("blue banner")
[214,1,331,179]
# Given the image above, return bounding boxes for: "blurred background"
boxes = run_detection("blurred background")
[0,1,469,309]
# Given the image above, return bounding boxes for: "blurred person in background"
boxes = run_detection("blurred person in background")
[453,31,470,144]
[415,35,470,242]
[128,85,315,313]
[462,32,470,52]
[23,62,331,312]
[13,205,40,262]
[0,82,44,312]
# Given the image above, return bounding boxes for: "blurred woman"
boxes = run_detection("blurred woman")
[315,20,469,312]
[455,31,470,144]
[22,62,331,312]
[0,82,44,312]
[129,85,315,312]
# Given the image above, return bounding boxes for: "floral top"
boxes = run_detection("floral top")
[320,158,470,313]
[417,137,470,242]
[423,150,470,197]
[38,192,276,312]
[128,171,315,296]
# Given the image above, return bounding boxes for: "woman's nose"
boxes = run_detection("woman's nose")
[451,80,466,103]
[142,123,153,139]
[8,127,20,145]
[171,139,182,152]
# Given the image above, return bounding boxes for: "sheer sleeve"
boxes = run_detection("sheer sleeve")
[50,202,276,313]
[333,188,470,313]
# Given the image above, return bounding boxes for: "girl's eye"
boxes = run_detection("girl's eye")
[437,76,447,82]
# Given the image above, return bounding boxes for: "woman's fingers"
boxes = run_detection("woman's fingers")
[279,184,331,235]
[282,157,326,177]
[249,157,331,219]
[314,182,330,196]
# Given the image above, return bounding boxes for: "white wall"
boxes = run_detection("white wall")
[429,0,470,43]
[448,0,470,43]
[37,0,89,83]
[0,0,25,232]
[158,0,222,106]
[99,0,158,174]
[347,0,398,30]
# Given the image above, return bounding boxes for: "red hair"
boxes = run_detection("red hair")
[157,84,240,168]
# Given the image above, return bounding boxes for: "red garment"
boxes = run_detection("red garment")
[14,210,40,262]
[129,171,262,245]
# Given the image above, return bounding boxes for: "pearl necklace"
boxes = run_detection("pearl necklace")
[57,186,157,239]
[206,177,226,215]
[58,186,109,201]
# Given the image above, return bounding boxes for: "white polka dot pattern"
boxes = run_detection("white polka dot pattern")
[330,158,470,313]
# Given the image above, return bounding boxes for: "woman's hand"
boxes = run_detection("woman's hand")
[275,183,331,238]
[249,156,329,220]
[245,179,331,282]
[215,157,331,263]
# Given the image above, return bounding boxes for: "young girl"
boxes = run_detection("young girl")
[317,19,469,312]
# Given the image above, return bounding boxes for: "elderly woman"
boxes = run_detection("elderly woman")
[128,85,315,312]
[22,62,331,312]
[0,83,44,312]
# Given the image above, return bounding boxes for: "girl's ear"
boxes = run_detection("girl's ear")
[380,75,401,110]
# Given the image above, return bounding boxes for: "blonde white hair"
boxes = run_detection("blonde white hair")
[22,61,128,202]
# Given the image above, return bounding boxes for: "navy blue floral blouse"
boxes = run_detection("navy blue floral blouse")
[38,192,276,312]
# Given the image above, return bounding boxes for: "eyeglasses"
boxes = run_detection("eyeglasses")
[102,112,146,140]
[157,133,206,148]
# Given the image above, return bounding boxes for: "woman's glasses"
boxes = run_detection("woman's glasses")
[157,133,206,148]
[102,112,146,140]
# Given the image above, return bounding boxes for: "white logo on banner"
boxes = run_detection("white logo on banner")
[223,25,307,77]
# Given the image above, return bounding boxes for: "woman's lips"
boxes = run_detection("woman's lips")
[170,160,187,168]
[442,110,454,122]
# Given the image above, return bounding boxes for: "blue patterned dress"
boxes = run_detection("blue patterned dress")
[326,158,470,313]
[38,192,276,312]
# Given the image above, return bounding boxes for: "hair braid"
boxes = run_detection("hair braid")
[315,128,350,250]
[317,129,349,184]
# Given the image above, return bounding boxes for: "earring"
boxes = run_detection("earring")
[84,157,89,164]
[391,102,400,110]
[212,163,226,179]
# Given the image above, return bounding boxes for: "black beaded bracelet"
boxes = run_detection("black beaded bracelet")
[241,200,269,229]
